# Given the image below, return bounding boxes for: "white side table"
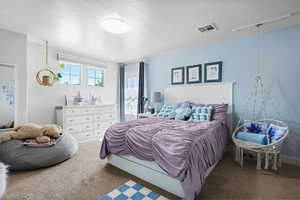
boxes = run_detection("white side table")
[138,113,155,119]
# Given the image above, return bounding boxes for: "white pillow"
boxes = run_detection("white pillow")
[175,107,184,114]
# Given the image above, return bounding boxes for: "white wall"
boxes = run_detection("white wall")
[0,66,14,124]
[0,29,27,126]
[27,42,119,124]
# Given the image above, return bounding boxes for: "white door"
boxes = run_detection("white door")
[0,65,15,125]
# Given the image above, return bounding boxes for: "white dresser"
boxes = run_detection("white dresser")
[55,104,117,142]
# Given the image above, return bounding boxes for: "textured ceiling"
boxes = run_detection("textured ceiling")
[0,0,300,62]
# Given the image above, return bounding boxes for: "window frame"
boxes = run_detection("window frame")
[59,61,82,86]
[86,66,104,87]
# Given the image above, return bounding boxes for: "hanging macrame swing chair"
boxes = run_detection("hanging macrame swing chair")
[36,40,57,86]
[232,24,289,170]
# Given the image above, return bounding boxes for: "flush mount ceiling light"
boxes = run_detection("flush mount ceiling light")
[100,13,130,34]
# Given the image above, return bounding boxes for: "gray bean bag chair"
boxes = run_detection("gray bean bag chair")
[0,133,78,171]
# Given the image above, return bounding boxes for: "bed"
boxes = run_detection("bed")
[100,82,234,200]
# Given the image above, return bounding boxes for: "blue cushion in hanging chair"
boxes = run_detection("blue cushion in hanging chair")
[236,131,268,145]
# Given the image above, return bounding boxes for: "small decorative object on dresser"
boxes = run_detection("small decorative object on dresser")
[204,61,222,83]
[171,67,185,85]
[187,64,202,84]
[142,96,150,113]
[56,104,117,142]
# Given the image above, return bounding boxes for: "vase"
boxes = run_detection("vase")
[144,102,151,113]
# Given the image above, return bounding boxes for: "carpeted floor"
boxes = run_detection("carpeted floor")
[3,140,300,200]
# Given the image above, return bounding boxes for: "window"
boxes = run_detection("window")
[124,64,139,121]
[87,68,104,86]
[60,63,81,85]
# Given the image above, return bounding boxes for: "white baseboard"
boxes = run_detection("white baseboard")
[281,155,300,167]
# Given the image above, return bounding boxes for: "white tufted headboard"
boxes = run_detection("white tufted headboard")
[164,82,234,132]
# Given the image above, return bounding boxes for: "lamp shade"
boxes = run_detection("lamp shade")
[152,92,161,103]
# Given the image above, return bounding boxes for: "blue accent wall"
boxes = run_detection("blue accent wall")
[147,25,300,157]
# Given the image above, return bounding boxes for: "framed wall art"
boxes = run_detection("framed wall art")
[187,64,202,84]
[171,67,185,85]
[204,61,222,83]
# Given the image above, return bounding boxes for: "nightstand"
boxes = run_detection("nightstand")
[138,113,155,119]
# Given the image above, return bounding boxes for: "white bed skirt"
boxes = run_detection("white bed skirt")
[108,154,223,198]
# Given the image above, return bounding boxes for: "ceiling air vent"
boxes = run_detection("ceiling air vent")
[197,23,217,32]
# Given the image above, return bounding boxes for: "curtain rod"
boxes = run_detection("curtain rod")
[57,53,107,69]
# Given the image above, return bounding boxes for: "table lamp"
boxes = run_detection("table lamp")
[152,92,162,114]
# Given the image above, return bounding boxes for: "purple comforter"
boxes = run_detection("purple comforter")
[100,117,228,200]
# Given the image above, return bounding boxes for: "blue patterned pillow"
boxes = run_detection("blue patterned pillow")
[267,124,287,143]
[243,122,267,134]
[168,103,192,120]
[158,105,175,118]
[191,106,212,122]
[167,104,181,119]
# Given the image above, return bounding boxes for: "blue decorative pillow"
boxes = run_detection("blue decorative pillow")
[158,105,175,118]
[244,122,267,134]
[236,131,268,145]
[267,124,287,143]
[191,106,212,122]
[168,103,192,120]
[167,104,181,119]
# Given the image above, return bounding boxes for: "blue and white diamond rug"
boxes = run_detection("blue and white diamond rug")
[100,180,169,200]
